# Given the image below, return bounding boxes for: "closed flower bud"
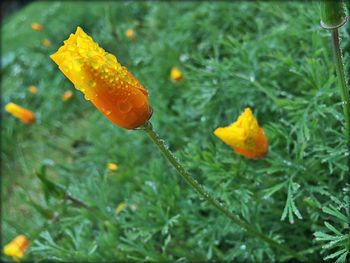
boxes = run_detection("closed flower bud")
[320,1,348,29]
[3,235,29,259]
[51,27,152,129]
[214,108,268,159]
[5,103,36,124]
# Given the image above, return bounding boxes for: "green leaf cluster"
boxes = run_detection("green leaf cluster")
[2,2,349,262]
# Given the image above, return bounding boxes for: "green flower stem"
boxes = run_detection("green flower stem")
[330,29,350,146]
[142,121,297,257]
[280,244,324,262]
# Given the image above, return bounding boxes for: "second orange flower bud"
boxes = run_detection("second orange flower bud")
[214,108,268,159]
[3,235,29,260]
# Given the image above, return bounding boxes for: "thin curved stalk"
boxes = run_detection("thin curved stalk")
[142,121,297,257]
[330,29,350,146]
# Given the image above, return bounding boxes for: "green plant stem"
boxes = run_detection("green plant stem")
[280,244,324,262]
[330,29,350,147]
[142,121,297,258]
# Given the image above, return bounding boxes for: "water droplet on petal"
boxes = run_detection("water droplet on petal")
[119,101,132,113]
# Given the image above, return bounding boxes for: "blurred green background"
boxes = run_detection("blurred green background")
[2,1,349,262]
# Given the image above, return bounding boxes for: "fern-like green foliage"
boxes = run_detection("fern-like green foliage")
[2,2,349,262]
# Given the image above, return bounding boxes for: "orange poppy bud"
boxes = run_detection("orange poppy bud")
[28,85,39,94]
[214,108,268,159]
[3,235,29,259]
[50,27,152,129]
[125,29,136,40]
[41,38,52,47]
[62,90,74,101]
[5,103,36,124]
[31,23,42,31]
[170,67,183,82]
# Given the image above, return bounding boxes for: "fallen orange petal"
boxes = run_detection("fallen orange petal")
[5,103,36,124]
[42,38,52,47]
[62,90,74,101]
[125,29,136,39]
[170,67,183,82]
[28,85,39,94]
[31,23,42,31]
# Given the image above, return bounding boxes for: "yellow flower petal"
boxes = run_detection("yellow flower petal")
[170,67,183,82]
[214,108,268,159]
[115,202,127,214]
[107,162,119,171]
[5,103,36,124]
[51,27,152,129]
